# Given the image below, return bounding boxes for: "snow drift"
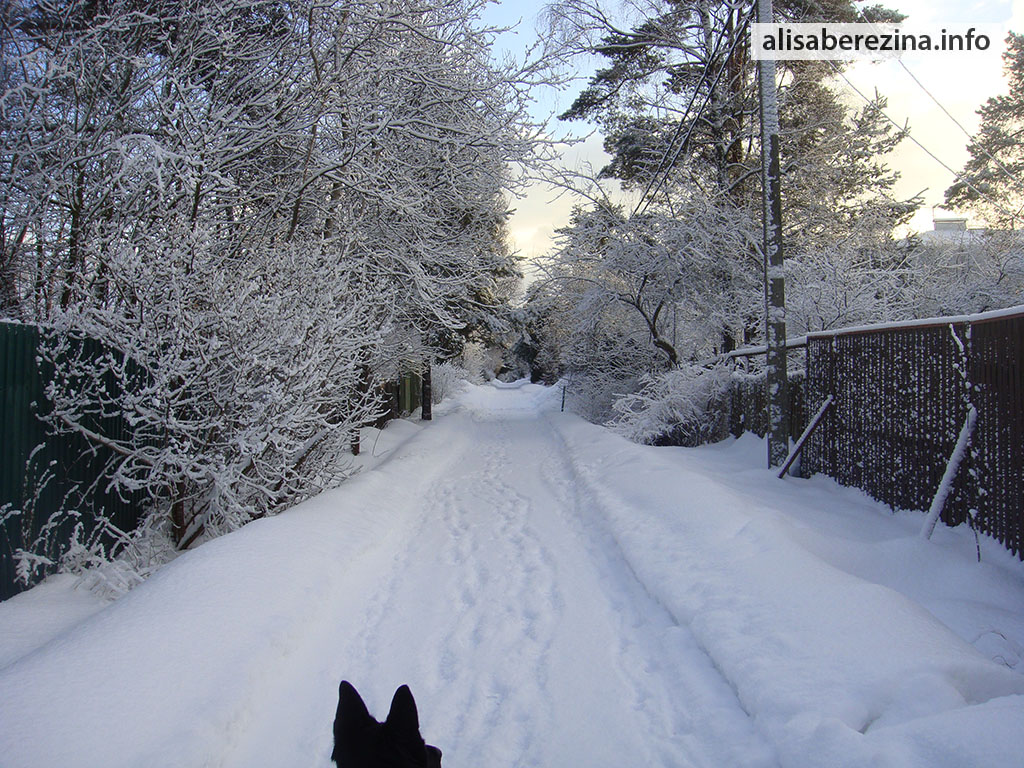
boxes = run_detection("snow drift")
[1,382,1021,767]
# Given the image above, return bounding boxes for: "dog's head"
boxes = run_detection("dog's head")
[332,681,442,768]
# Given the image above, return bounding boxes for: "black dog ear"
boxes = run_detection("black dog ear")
[337,681,373,727]
[335,680,376,755]
[384,684,421,737]
[334,681,378,764]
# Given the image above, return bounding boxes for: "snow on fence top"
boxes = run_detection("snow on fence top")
[805,304,1024,339]
[721,336,808,360]
[709,305,1024,364]
[710,305,1024,364]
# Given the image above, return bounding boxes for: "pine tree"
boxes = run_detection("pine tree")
[945,33,1024,228]
[547,0,917,353]
[554,0,906,209]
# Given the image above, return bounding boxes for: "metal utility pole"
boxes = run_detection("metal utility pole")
[757,0,789,467]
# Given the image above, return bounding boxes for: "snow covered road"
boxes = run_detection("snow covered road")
[1,382,1023,767]
[328,387,776,768]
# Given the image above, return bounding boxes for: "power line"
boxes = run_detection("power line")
[898,62,975,141]
[629,58,714,216]
[627,6,1019,222]
[632,7,754,217]
[629,41,721,217]
[896,60,1024,197]
[842,2,1024,213]
[829,62,1023,224]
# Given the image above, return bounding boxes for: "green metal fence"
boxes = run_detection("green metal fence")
[1,322,148,600]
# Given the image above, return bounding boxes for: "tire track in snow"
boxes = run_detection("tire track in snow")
[536,414,778,768]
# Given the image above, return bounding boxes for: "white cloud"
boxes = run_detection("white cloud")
[505,132,614,262]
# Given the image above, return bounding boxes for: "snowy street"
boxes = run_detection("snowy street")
[1,382,1023,767]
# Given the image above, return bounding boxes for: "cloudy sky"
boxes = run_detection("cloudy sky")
[481,0,1023,262]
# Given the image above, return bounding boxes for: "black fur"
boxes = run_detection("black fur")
[332,681,442,768]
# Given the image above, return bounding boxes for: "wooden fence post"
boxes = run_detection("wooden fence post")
[421,361,432,421]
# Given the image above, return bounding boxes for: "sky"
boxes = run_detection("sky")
[480,0,1024,262]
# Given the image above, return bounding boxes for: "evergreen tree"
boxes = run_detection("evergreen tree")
[554,0,905,209]
[545,0,917,357]
[945,32,1024,228]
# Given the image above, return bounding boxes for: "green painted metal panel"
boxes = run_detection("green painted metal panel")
[1,322,149,600]
[399,372,421,415]
[1,322,46,599]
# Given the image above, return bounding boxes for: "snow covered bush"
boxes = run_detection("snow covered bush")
[460,341,507,383]
[430,362,472,404]
[37,234,386,548]
[609,364,733,446]
[56,510,180,600]
[458,343,489,384]
[430,343,509,405]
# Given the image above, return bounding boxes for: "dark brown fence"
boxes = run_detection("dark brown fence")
[729,370,806,444]
[802,307,1024,557]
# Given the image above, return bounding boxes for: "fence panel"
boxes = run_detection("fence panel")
[729,370,806,444]
[803,309,1024,558]
[0,323,44,598]
[970,314,1024,554]
[1,322,149,600]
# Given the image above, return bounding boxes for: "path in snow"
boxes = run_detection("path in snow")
[225,383,775,768]
[2,381,1022,768]
[336,390,773,768]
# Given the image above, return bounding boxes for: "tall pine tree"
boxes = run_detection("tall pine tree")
[946,32,1024,228]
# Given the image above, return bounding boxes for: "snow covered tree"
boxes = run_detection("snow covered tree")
[533,194,759,419]
[904,229,1024,317]
[2,0,544,582]
[551,0,916,268]
[535,0,919,426]
[945,32,1024,228]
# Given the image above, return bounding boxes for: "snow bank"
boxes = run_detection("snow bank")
[0,574,109,670]
[1,382,1021,768]
[0,417,463,767]
[547,416,1024,768]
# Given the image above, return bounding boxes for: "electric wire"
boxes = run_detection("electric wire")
[829,61,1023,224]
[844,2,1024,213]
[631,6,755,218]
[628,33,723,217]
[896,60,1024,197]
[627,4,1019,223]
